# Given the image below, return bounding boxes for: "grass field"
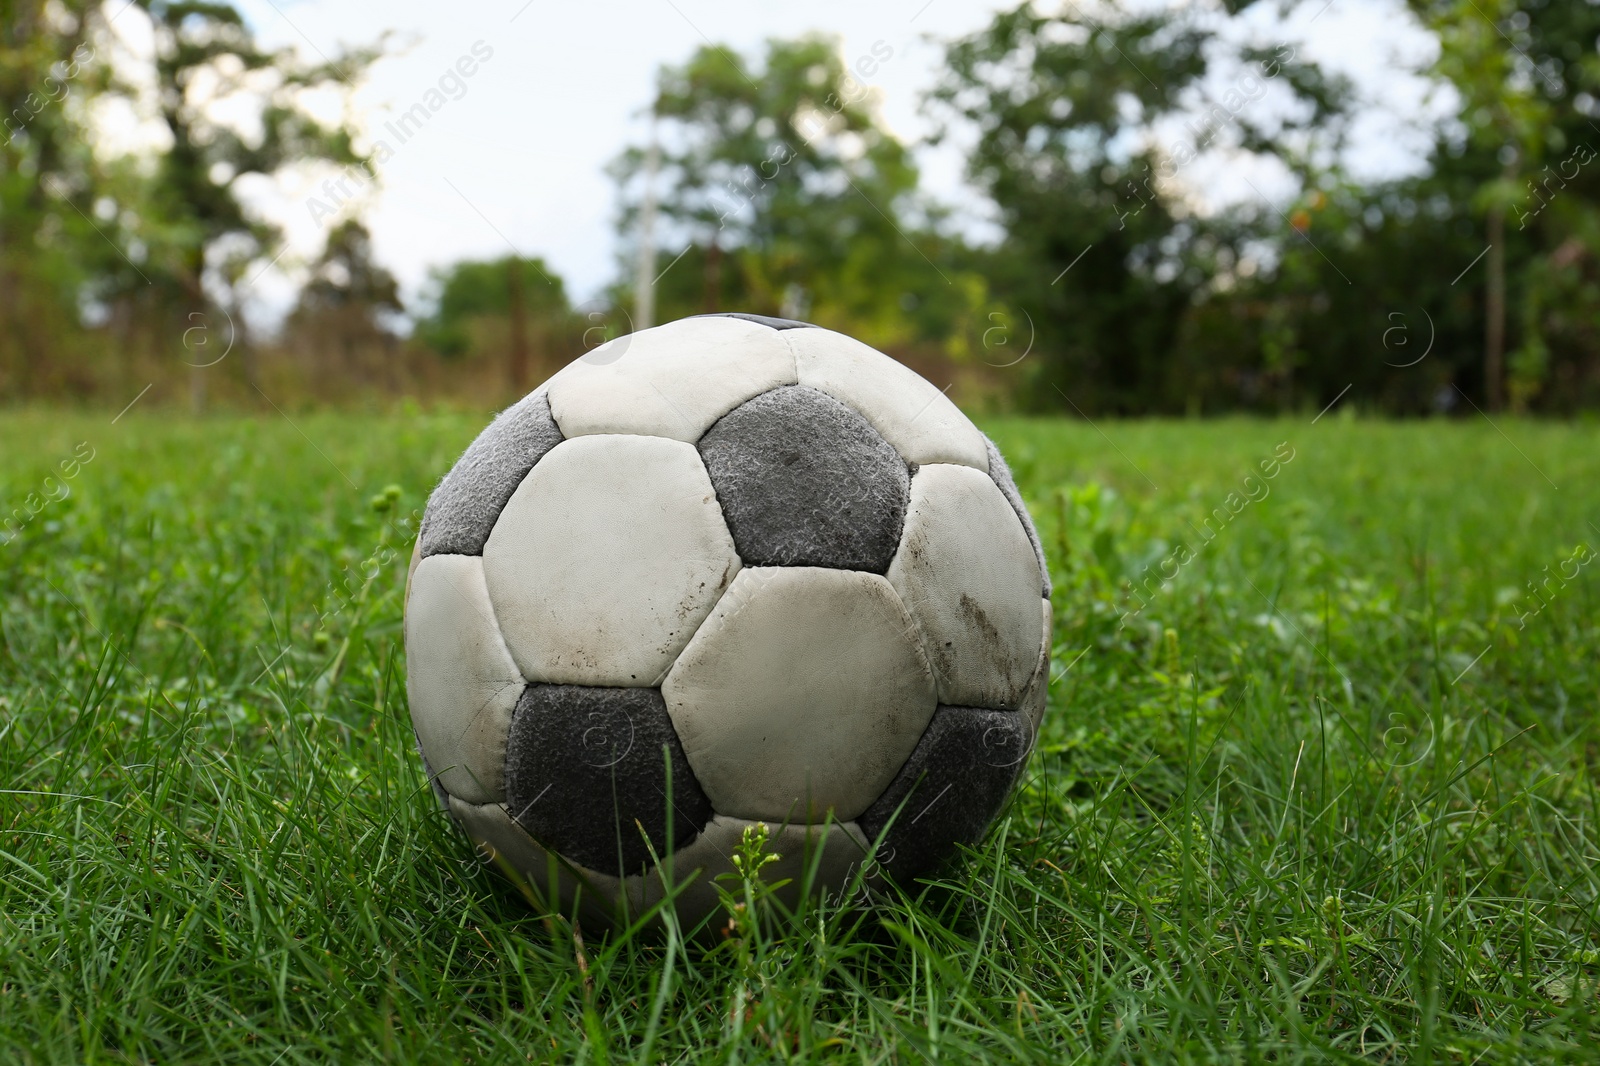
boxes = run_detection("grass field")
[2,407,1599,1063]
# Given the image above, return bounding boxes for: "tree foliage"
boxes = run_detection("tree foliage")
[611,37,991,358]
[932,0,1363,413]
[415,256,570,359]
[0,0,380,404]
[931,0,1600,414]
[0,0,102,396]
[283,220,402,383]
[129,0,375,304]
[7,0,1600,413]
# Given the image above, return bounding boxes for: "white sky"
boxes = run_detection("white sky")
[99,0,1455,327]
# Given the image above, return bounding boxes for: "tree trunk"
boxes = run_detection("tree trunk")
[189,363,206,414]
[1484,163,1511,413]
[182,260,208,415]
[507,257,529,396]
[0,263,24,398]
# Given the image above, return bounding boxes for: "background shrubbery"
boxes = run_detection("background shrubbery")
[5,0,1599,414]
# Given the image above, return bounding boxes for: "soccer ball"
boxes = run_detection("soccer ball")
[404,313,1051,930]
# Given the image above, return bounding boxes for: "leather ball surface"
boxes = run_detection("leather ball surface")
[404,312,1051,930]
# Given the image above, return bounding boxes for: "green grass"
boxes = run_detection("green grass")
[2,408,1599,1063]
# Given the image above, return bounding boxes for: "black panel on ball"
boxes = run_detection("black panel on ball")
[698,385,910,573]
[857,705,1032,885]
[504,684,714,877]
[419,390,564,558]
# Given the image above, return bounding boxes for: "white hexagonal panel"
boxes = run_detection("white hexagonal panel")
[662,566,937,822]
[888,464,1046,708]
[545,316,797,442]
[482,434,740,687]
[787,327,989,470]
[405,554,525,804]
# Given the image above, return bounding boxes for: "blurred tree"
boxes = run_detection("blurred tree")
[611,37,989,357]
[1243,0,1600,415]
[284,220,402,391]
[933,0,1356,413]
[1412,0,1554,410]
[1201,176,1488,415]
[0,0,102,397]
[123,0,379,409]
[0,1,384,405]
[1413,0,1600,411]
[414,255,572,393]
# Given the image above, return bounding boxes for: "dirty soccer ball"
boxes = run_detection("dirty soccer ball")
[404,313,1052,929]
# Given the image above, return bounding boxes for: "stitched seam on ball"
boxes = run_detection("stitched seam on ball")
[420,562,527,802]
[777,325,801,386]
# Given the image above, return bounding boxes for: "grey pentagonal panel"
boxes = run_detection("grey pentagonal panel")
[663,566,937,823]
[404,553,525,804]
[698,385,910,573]
[857,705,1031,884]
[984,436,1052,598]
[504,684,714,878]
[693,312,818,331]
[419,390,563,557]
[888,463,1046,709]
